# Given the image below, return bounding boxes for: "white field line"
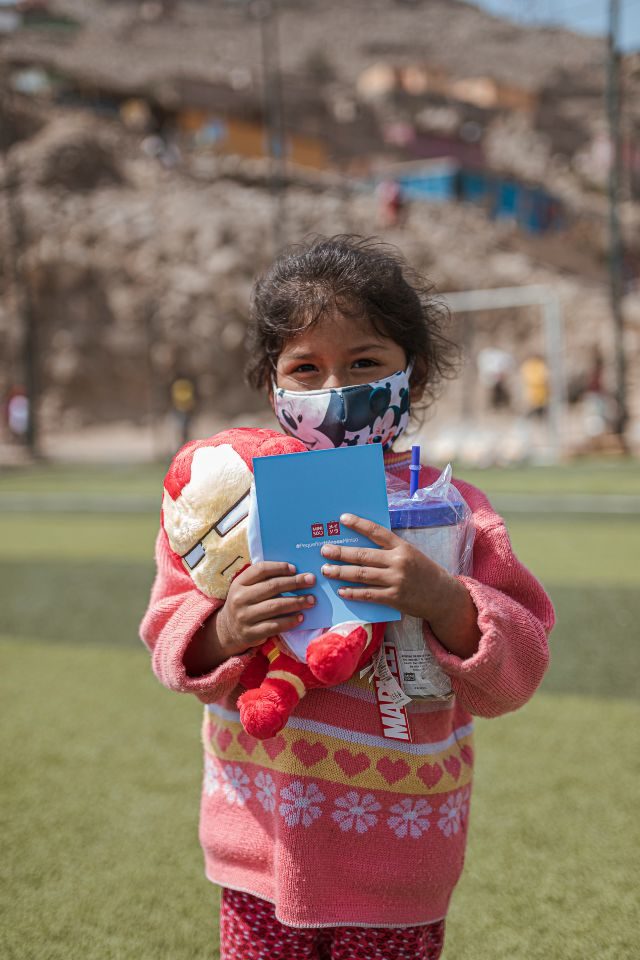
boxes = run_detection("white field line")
[0,493,639,515]
[490,494,640,515]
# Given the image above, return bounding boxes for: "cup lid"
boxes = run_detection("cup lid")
[389,498,464,529]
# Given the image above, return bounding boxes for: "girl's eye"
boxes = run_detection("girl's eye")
[292,363,318,374]
[352,358,379,368]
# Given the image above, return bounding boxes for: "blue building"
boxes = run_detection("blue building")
[376,158,563,234]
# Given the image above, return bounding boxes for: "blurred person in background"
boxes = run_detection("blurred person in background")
[477,346,514,411]
[3,385,29,443]
[376,179,406,229]
[582,347,615,443]
[170,374,197,448]
[520,353,549,418]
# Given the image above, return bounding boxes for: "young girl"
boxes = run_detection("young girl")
[140,235,554,960]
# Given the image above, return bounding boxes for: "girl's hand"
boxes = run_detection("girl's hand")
[320,514,480,659]
[216,562,316,657]
[320,514,443,619]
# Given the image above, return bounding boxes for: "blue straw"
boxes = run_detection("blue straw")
[409,444,420,497]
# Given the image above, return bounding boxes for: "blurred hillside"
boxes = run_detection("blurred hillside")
[1,0,639,456]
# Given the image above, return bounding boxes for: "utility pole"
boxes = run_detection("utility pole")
[606,0,628,446]
[253,0,287,254]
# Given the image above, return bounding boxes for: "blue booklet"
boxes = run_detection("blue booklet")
[253,443,401,631]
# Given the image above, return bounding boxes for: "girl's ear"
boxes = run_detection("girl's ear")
[408,357,427,404]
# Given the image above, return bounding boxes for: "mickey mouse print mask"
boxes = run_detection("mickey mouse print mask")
[272,363,413,451]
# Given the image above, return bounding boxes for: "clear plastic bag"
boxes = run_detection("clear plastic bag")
[384,464,475,700]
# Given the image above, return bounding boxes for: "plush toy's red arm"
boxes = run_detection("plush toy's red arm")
[237,638,321,739]
[236,620,386,740]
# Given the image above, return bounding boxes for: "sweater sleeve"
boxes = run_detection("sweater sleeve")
[139,529,254,703]
[423,479,555,718]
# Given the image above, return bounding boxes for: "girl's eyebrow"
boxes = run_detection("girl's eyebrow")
[346,342,388,354]
[283,342,387,360]
[281,350,316,360]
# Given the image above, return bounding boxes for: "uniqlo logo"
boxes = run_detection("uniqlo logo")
[311,523,324,538]
[327,521,341,536]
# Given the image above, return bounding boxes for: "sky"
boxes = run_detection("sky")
[470,0,640,52]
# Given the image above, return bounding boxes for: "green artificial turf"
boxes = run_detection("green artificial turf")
[448,695,640,960]
[0,463,166,497]
[0,514,158,562]
[458,459,640,496]
[504,514,640,587]
[1,457,639,959]
[0,638,217,960]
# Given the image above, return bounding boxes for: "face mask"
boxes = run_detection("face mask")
[273,362,413,451]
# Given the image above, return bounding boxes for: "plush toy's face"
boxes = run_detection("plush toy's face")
[162,444,252,600]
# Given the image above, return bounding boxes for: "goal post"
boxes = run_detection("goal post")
[441,286,567,462]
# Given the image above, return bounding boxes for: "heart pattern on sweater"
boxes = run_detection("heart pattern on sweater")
[262,735,286,760]
[291,739,328,768]
[460,745,474,766]
[376,757,410,785]
[237,730,258,756]
[417,762,443,789]
[216,728,233,752]
[443,755,461,781]
[334,749,371,777]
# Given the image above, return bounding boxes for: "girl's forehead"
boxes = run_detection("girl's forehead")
[282,313,386,353]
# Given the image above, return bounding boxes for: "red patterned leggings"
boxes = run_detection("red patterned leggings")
[220,888,446,960]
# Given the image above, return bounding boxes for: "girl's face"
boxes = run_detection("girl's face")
[275,313,407,392]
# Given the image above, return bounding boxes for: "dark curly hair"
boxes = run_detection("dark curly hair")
[245,234,459,414]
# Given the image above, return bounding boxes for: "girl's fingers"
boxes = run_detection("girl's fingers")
[320,543,388,567]
[321,562,390,587]
[247,614,307,642]
[245,592,316,626]
[337,585,393,605]
[237,561,298,586]
[245,571,316,604]
[339,513,399,548]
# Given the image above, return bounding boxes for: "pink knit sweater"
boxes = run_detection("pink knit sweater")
[140,454,554,928]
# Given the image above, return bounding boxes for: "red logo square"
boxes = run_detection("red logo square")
[327,521,341,536]
[311,523,324,538]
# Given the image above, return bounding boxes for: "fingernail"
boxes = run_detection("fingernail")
[297,614,304,622]
[303,573,315,584]
[306,595,315,605]
[288,563,296,573]
[340,513,353,523]
[321,564,332,575]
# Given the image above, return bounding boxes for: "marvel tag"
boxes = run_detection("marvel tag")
[372,639,412,742]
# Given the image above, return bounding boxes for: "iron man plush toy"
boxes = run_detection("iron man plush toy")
[162,428,384,739]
